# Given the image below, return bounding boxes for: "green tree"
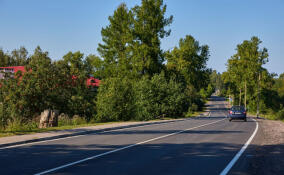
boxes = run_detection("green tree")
[97,3,134,78]
[166,35,210,90]
[210,70,223,95]
[134,72,188,120]
[0,49,12,66]
[85,54,104,79]
[11,47,29,66]
[131,0,173,76]
[59,51,97,119]
[98,0,173,79]
[0,47,29,67]
[96,77,135,121]
[225,36,268,109]
[0,46,61,124]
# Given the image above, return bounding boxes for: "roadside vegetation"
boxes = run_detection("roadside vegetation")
[211,37,284,120]
[0,0,214,134]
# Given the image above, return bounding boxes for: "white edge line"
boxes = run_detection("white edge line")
[219,118,259,175]
[34,118,226,175]
[0,119,188,150]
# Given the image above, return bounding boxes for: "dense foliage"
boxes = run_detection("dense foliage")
[220,37,284,120]
[0,0,216,131]
[0,48,98,130]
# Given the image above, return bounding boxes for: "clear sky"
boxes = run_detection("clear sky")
[0,0,283,74]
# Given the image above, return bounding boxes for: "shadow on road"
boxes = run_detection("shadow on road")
[1,140,283,175]
[232,143,284,175]
[208,96,226,101]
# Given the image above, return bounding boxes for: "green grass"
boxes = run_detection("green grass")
[248,112,284,123]
[0,121,129,138]
[0,106,208,138]
[0,111,207,138]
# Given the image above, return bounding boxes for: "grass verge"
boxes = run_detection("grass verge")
[0,121,125,137]
[0,109,207,138]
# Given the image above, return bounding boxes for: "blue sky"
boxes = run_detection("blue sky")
[0,0,283,74]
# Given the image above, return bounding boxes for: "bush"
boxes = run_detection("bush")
[58,113,72,126]
[134,73,188,120]
[200,84,214,99]
[72,115,87,125]
[96,77,135,122]
[276,107,284,120]
[187,103,198,113]
[0,103,5,130]
[4,118,37,132]
[96,73,190,122]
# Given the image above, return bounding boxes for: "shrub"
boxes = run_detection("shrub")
[96,77,135,122]
[0,103,5,130]
[4,118,37,132]
[58,113,72,126]
[72,115,87,125]
[134,73,188,120]
[187,103,198,113]
[276,107,284,120]
[96,73,190,122]
[199,88,207,99]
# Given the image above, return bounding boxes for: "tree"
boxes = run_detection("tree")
[58,51,97,119]
[11,47,29,66]
[96,77,135,121]
[0,46,61,123]
[225,57,244,106]
[97,3,134,78]
[166,35,210,90]
[131,0,173,76]
[224,36,269,111]
[210,70,223,95]
[98,0,173,79]
[0,49,12,67]
[134,72,188,120]
[0,47,29,67]
[275,73,284,98]
[85,54,104,79]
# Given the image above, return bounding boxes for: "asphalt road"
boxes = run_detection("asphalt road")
[0,96,257,175]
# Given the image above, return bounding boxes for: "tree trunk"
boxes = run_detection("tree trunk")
[239,88,242,106]
[244,81,247,109]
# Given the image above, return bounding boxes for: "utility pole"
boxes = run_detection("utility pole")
[256,72,260,118]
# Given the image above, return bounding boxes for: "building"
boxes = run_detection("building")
[0,66,26,79]
[0,66,100,87]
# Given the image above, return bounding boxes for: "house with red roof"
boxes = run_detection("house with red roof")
[0,66,100,87]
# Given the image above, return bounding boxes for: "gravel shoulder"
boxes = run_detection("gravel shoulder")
[247,119,284,175]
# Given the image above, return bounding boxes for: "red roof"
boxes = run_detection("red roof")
[0,66,100,87]
[86,77,101,87]
[0,66,26,73]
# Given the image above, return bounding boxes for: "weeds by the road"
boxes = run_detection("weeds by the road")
[0,120,124,137]
[0,110,204,138]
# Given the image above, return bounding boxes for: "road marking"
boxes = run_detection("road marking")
[0,119,188,150]
[34,118,226,175]
[219,118,259,175]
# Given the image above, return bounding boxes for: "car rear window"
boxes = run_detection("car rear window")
[231,106,244,111]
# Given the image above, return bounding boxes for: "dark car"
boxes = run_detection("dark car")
[228,106,247,122]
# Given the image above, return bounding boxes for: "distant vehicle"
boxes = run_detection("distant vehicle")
[228,106,247,122]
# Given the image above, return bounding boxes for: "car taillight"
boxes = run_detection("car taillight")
[243,111,246,114]
[229,111,233,114]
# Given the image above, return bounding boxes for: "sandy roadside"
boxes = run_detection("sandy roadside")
[248,119,284,175]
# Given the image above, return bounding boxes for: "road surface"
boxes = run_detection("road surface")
[0,96,257,175]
